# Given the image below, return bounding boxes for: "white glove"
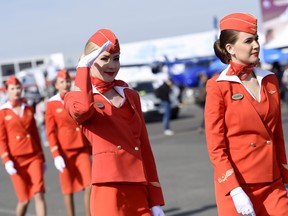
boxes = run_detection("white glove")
[5,160,17,175]
[230,187,255,216]
[54,156,66,173]
[151,206,165,216]
[77,41,112,68]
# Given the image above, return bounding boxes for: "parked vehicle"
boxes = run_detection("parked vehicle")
[129,80,180,121]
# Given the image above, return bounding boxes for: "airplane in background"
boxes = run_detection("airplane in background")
[119,55,218,88]
[118,30,218,87]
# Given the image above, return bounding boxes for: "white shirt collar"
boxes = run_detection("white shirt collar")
[0,101,26,117]
[0,101,13,110]
[216,65,274,84]
[48,93,62,102]
[0,101,27,110]
[92,85,128,98]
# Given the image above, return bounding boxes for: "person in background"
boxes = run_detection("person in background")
[154,79,175,136]
[271,61,284,100]
[281,64,288,110]
[0,76,47,216]
[205,12,288,215]
[195,72,208,133]
[64,28,165,216]
[35,96,48,147]
[45,69,92,216]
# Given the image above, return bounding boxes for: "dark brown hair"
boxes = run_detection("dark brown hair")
[214,30,239,64]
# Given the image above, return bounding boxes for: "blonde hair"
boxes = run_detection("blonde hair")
[79,41,100,61]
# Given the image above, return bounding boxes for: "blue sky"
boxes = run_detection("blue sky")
[0,0,261,60]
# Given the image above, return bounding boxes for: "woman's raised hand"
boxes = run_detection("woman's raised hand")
[78,41,112,68]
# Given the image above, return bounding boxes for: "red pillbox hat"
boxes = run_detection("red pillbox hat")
[5,75,21,87]
[220,12,257,35]
[57,69,71,79]
[89,28,120,54]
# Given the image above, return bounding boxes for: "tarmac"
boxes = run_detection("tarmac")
[1,101,288,215]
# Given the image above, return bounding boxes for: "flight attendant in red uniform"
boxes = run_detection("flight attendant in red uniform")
[0,76,47,216]
[205,12,288,215]
[64,29,165,216]
[45,69,92,216]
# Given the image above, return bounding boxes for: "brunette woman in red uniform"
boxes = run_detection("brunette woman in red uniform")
[64,29,165,216]
[45,69,92,216]
[205,12,288,215]
[0,76,46,216]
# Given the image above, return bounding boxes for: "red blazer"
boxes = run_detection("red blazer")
[205,66,288,196]
[45,94,90,158]
[64,67,164,207]
[0,102,45,164]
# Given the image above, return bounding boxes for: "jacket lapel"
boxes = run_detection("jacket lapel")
[217,66,275,137]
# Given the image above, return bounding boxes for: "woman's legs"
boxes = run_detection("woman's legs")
[34,192,46,216]
[16,200,29,216]
[64,193,75,216]
[161,101,171,130]
[84,185,91,216]
[63,186,91,216]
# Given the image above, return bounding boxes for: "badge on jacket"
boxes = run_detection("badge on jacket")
[56,108,63,113]
[232,93,244,100]
[268,90,277,95]
[4,115,12,121]
[94,102,105,109]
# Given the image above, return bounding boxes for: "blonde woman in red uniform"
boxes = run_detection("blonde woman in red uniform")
[0,76,46,216]
[64,29,165,216]
[205,12,288,215]
[45,69,92,216]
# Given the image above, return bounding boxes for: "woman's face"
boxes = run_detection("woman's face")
[90,51,120,82]
[55,77,71,95]
[6,84,22,100]
[226,32,260,65]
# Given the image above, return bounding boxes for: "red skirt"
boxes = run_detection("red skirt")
[90,183,152,216]
[216,178,288,216]
[11,156,45,202]
[59,149,92,194]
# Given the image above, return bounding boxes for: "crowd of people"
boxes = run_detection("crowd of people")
[1,12,288,216]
